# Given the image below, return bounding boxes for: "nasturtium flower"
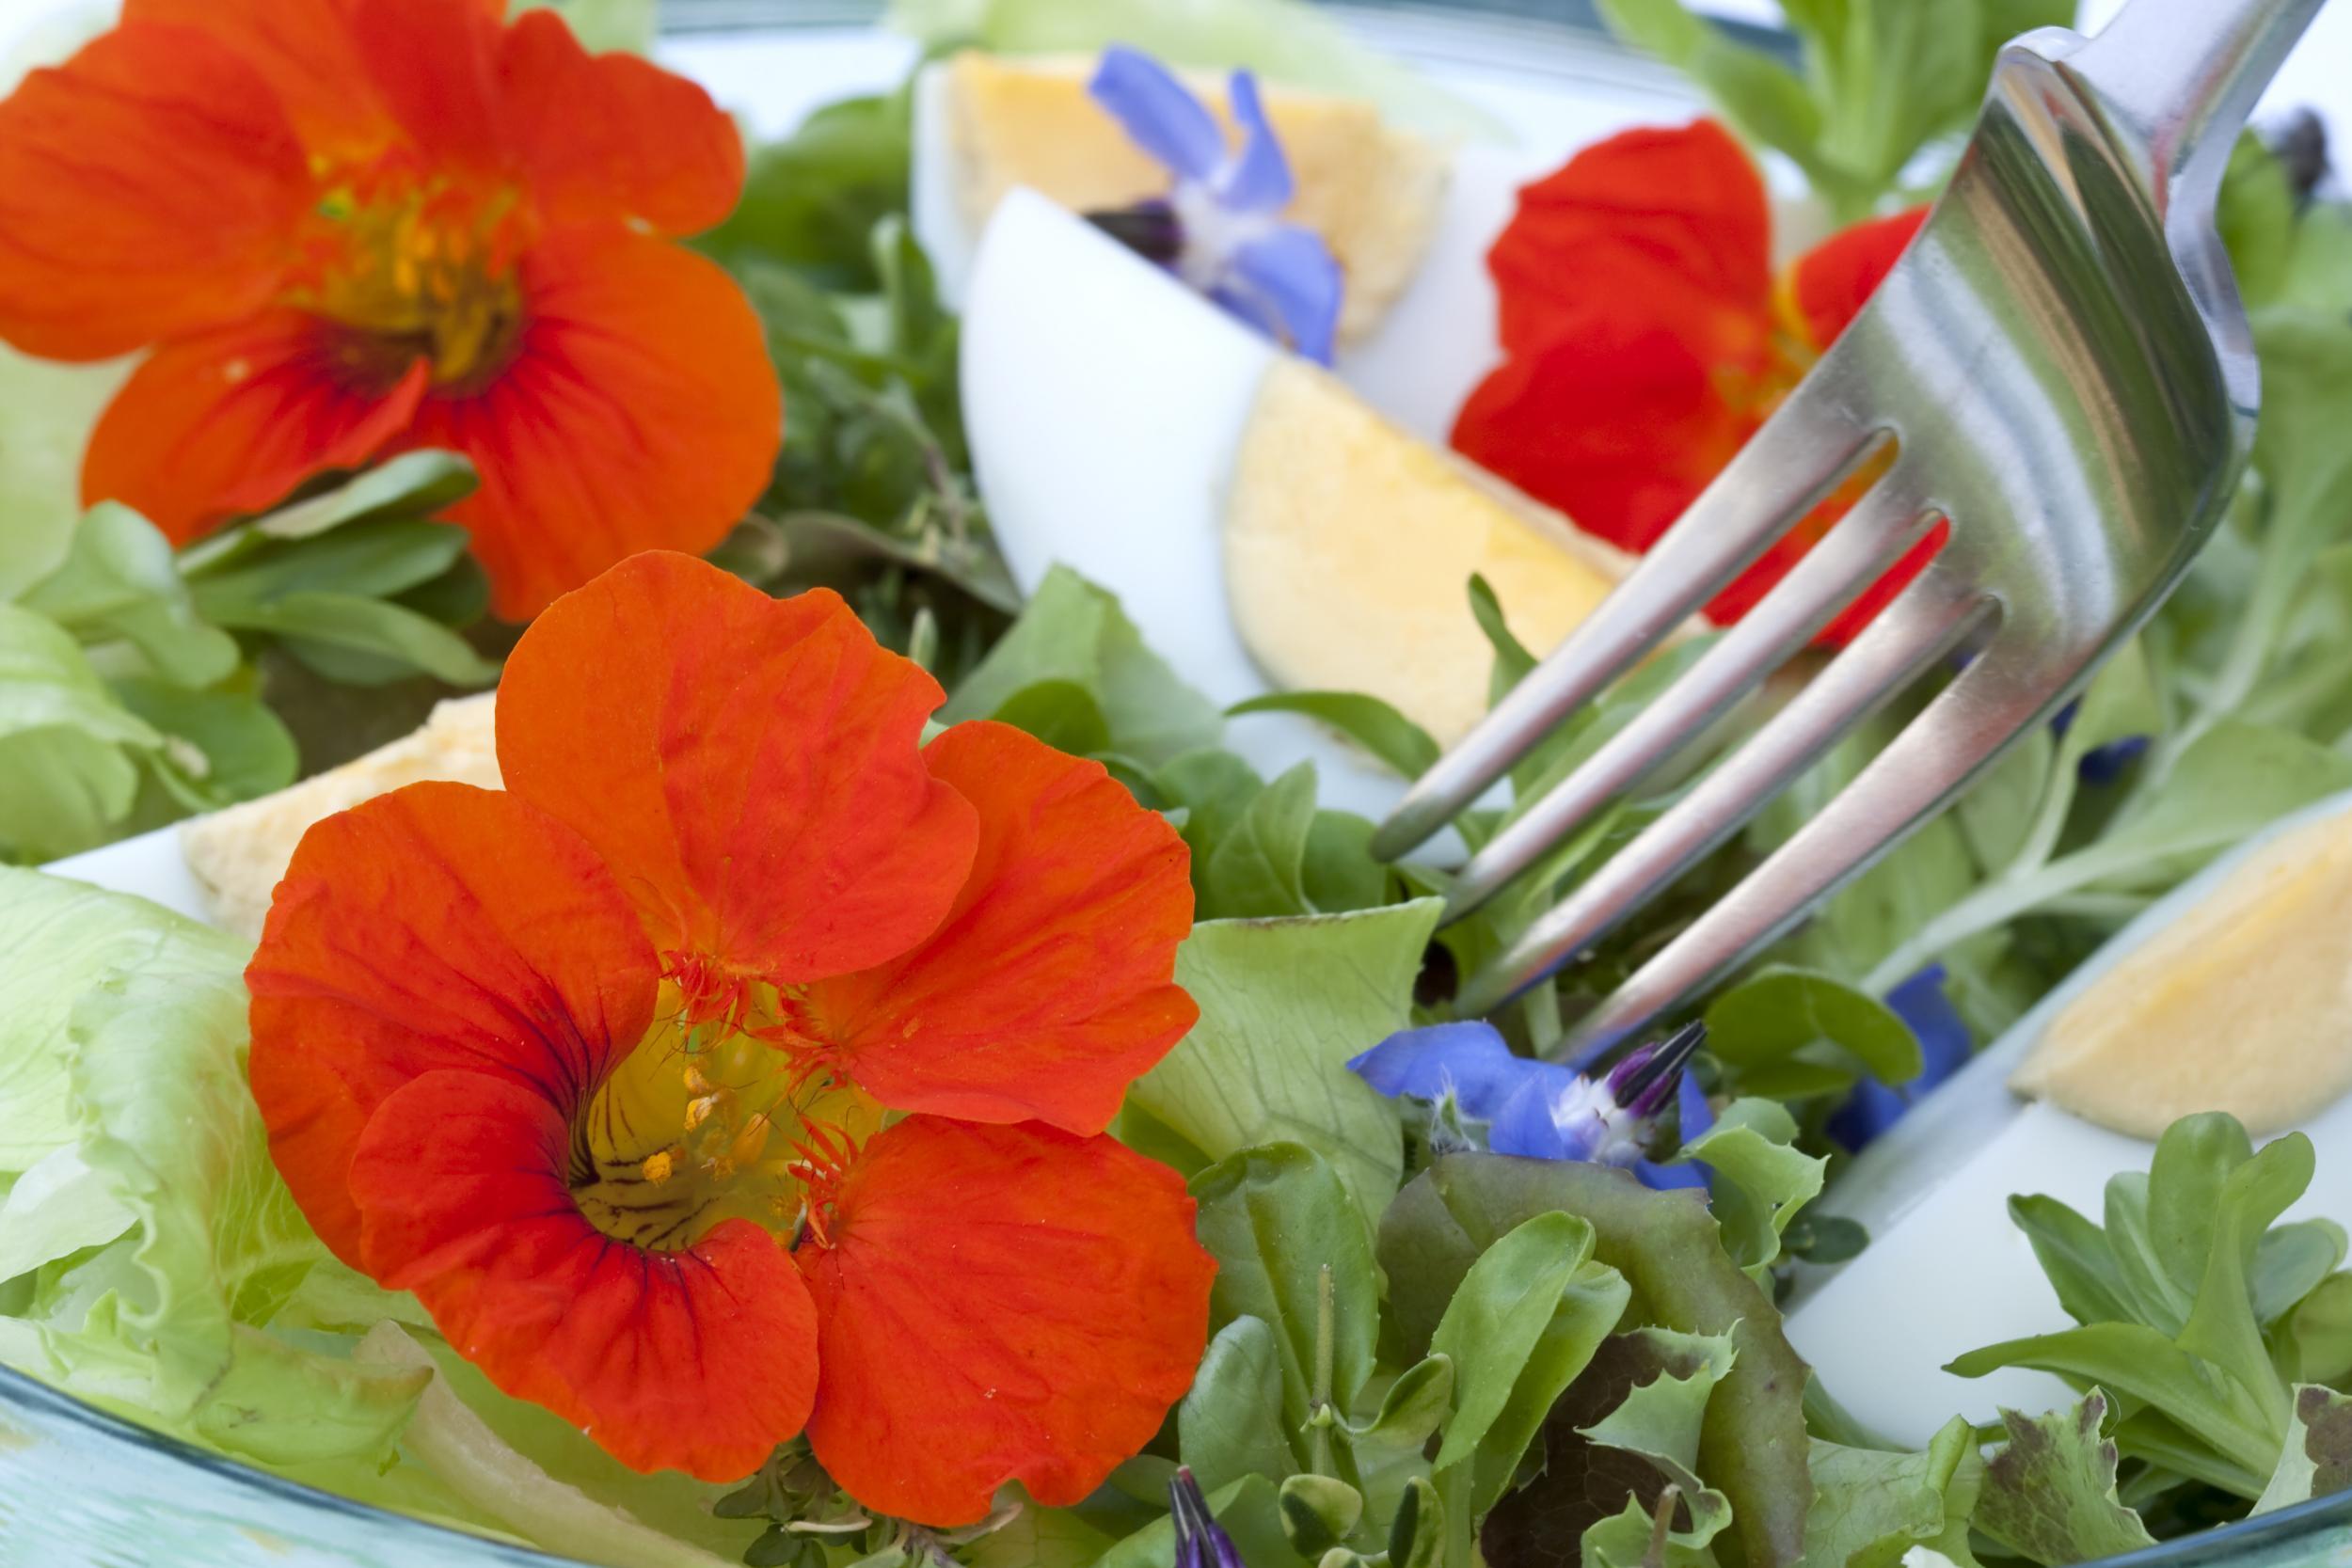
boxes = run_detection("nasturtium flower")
[1349,1019,1711,1189]
[0,0,780,621]
[1452,119,1931,644]
[245,552,1214,1523]
[1085,46,1343,363]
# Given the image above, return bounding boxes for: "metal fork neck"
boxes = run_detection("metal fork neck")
[2068,0,2324,212]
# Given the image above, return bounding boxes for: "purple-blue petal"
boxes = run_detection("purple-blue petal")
[1347,1021,1536,1121]
[2078,734,2150,786]
[1639,1158,1710,1191]
[1219,226,1343,364]
[1218,70,1295,212]
[1089,46,1227,182]
[1828,964,1974,1149]
[1487,1070,1577,1161]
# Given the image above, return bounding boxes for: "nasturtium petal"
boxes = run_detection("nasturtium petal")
[82,310,428,544]
[246,781,659,1265]
[118,0,390,156]
[403,229,782,621]
[499,9,746,236]
[348,0,506,171]
[1485,119,1772,360]
[799,1116,1216,1526]
[0,22,310,362]
[1787,207,1929,352]
[495,553,976,977]
[805,721,1197,1134]
[350,1069,818,1483]
[1452,305,1759,567]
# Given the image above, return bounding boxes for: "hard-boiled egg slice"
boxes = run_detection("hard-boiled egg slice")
[1784,787,2352,1448]
[961,190,1630,820]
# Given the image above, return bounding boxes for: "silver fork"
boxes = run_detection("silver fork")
[1370,0,2324,1059]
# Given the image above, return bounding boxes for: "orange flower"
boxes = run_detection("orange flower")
[1453,119,1932,644]
[245,552,1213,1522]
[0,0,780,620]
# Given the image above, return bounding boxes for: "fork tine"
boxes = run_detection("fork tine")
[1443,475,1938,925]
[1540,617,2073,1066]
[1450,564,1992,1029]
[1370,388,1881,862]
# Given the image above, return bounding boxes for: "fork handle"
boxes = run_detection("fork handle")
[2067,0,2323,205]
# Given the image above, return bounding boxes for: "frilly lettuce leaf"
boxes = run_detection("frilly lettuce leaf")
[1125,901,1439,1227]
[356,1323,759,1568]
[0,871,426,1491]
[1475,1327,1737,1568]
[1801,1415,1985,1568]
[1379,1155,1814,1568]
[2254,1385,2352,1515]
[1970,1392,2153,1565]
[1670,1096,1828,1278]
[0,867,212,1169]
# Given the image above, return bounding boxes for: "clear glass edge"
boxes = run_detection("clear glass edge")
[3,3,2344,1565]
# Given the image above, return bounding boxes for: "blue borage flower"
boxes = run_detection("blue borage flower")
[1170,1466,1248,1568]
[1827,963,1973,1149]
[1084,46,1344,363]
[1349,1020,1711,1190]
[2050,697,2152,785]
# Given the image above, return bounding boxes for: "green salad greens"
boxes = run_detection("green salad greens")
[5,2,2352,1568]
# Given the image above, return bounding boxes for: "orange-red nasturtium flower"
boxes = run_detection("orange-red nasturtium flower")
[244,552,1215,1523]
[0,0,780,621]
[1453,119,1934,645]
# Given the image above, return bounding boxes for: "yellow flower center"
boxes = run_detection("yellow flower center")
[291,159,531,393]
[569,975,880,1255]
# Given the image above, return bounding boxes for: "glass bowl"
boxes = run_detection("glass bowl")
[6,6,2352,1566]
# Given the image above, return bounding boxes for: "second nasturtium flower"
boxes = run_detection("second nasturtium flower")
[246,552,1214,1523]
[1453,119,1931,644]
[0,0,780,621]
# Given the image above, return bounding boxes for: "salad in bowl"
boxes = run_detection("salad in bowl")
[3,3,2352,1568]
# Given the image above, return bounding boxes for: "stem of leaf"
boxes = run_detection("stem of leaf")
[1311,1263,1336,1478]
[1437,1462,1474,1568]
[1861,850,2121,994]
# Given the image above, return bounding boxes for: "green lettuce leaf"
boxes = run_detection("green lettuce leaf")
[1378,1155,1814,1568]
[1970,1392,2154,1565]
[1179,1314,1293,1497]
[1801,1415,1985,1568]
[19,503,238,688]
[2253,1384,2352,1514]
[1428,1210,1629,1513]
[1478,1328,1740,1568]
[0,872,427,1491]
[1953,1115,2325,1498]
[0,605,160,860]
[946,564,1222,767]
[357,1323,761,1567]
[0,346,131,601]
[1669,1097,1828,1276]
[1576,1328,1739,1568]
[1190,1144,1381,1468]
[1124,901,1438,1226]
